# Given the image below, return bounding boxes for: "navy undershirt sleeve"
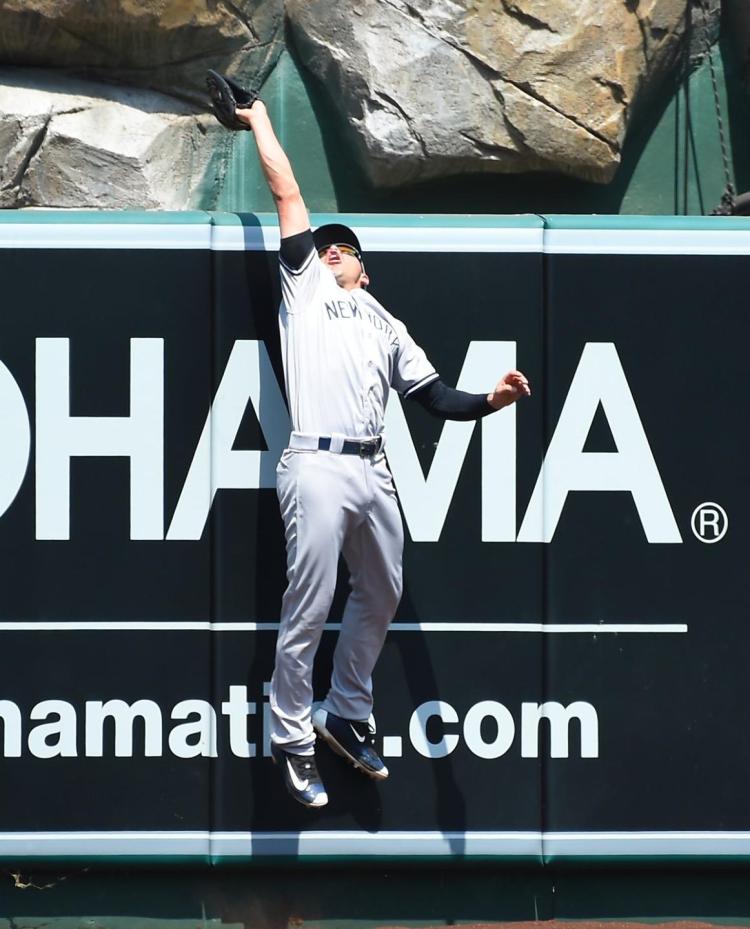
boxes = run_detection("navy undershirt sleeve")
[409,378,495,421]
[280,229,315,270]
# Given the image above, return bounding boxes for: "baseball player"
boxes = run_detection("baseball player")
[226,87,530,808]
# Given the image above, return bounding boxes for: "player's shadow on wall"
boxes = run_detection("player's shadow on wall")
[209,211,307,854]
[391,583,467,856]
[324,566,467,852]
[311,601,385,833]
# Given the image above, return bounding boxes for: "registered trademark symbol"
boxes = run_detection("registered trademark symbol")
[691,502,728,543]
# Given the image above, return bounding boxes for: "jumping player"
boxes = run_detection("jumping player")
[237,99,531,808]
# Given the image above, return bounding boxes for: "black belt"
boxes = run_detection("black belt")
[318,436,383,457]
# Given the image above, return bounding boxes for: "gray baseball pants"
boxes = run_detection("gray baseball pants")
[270,441,403,753]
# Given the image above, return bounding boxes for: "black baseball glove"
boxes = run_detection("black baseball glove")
[206,70,258,131]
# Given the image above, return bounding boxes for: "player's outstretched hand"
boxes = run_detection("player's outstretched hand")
[487,370,531,410]
[236,98,265,128]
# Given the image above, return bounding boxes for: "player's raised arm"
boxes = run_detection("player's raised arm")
[236,101,309,239]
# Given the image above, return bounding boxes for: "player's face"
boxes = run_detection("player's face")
[318,243,368,290]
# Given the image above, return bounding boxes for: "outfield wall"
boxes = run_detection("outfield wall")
[0,211,749,866]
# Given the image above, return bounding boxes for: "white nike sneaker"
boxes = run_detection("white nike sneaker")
[312,707,389,780]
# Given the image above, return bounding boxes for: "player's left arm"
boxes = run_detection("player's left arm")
[410,372,530,421]
[391,315,531,420]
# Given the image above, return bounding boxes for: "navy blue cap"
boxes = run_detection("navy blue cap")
[312,223,363,258]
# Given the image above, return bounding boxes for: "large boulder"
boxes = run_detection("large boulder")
[285,0,697,186]
[0,69,224,209]
[0,0,283,104]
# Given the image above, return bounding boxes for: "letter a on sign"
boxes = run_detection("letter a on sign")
[518,343,681,543]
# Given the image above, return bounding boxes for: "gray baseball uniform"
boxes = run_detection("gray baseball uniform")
[270,234,438,754]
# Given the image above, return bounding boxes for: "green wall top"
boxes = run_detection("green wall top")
[3,211,750,232]
[542,214,750,230]
[0,211,211,224]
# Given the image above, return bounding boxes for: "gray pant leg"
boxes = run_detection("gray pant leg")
[323,457,404,722]
[271,450,355,751]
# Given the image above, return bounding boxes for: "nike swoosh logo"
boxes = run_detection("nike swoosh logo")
[350,725,366,743]
[287,762,309,791]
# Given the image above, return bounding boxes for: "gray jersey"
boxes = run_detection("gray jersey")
[279,245,438,437]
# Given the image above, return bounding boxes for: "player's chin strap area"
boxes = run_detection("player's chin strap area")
[289,431,384,458]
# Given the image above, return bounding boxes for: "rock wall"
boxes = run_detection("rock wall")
[0,0,723,207]
[0,0,284,103]
[0,69,223,209]
[725,0,750,92]
[285,0,713,186]
[0,0,283,209]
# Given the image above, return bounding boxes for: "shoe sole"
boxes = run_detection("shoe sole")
[313,719,389,781]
